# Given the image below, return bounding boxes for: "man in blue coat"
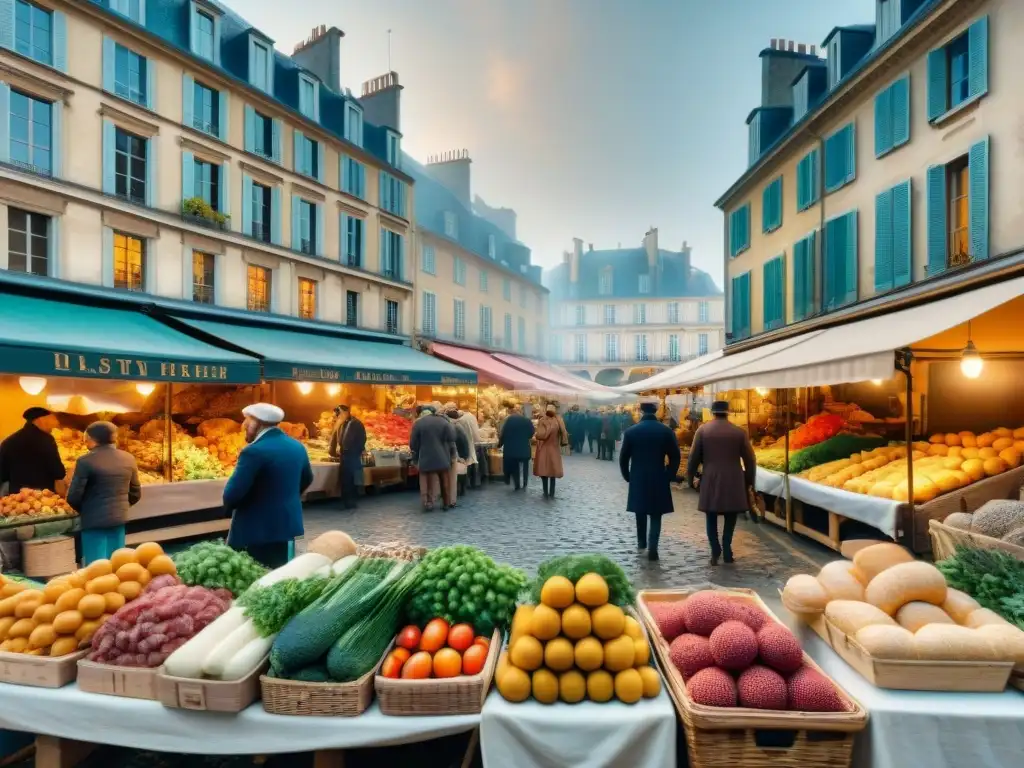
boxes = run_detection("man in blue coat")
[498,405,535,490]
[224,403,312,568]
[619,400,681,562]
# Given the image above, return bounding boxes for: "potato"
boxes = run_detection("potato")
[32,604,59,625]
[78,594,105,620]
[53,611,83,635]
[8,618,37,638]
[28,623,56,650]
[85,575,120,596]
[14,595,43,619]
[55,589,86,613]
[50,636,80,657]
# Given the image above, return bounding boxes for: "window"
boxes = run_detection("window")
[343,102,363,147]
[948,160,969,263]
[14,0,52,66]
[668,334,680,362]
[634,334,648,362]
[574,305,585,326]
[192,6,216,62]
[341,157,365,198]
[443,211,458,238]
[927,18,987,122]
[191,250,214,304]
[297,278,317,319]
[730,272,751,341]
[698,333,708,356]
[113,232,145,291]
[380,229,403,279]
[386,130,401,167]
[379,172,406,217]
[385,299,400,333]
[249,37,271,93]
[793,230,817,321]
[698,301,709,323]
[454,299,466,340]
[926,138,989,274]
[193,158,221,210]
[249,181,271,242]
[479,306,492,345]
[247,265,271,311]
[603,304,616,325]
[518,317,526,353]
[762,255,785,331]
[487,234,496,259]
[504,313,513,349]
[762,176,782,233]
[519,284,527,308]
[247,109,275,159]
[604,334,618,362]
[342,215,363,267]
[823,211,859,312]
[114,45,147,106]
[114,128,147,204]
[297,199,316,255]
[421,291,437,336]
[192,81,220,136]
[479,270,489,292]
[502,278,511,302]
[633,304,646,325]
[826,37,840,89]
[9,90,51,176]
[346,290,359,327]
[574,334,587,363]
[638,274,650,294]
[874,180,912,292]
[110,0,143,24]
[7,207,49,276]
[453,256,466,286]
[877,0,900,46]
[549,336,562,362]
[598,268,612,296]
[729,203,750,257]
[824,123,856,193]
[298,74,319,121]
[294,132,319,180]
[421,244,435,275]
[667,302,679,324]
[796,148,821,212]
[874,76,910,157]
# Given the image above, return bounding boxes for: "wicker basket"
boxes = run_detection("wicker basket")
[21,536,76,578]
[259,647,388,717]
[928,519,1024,562]
[637,588,867,768]
[374,629,500,716]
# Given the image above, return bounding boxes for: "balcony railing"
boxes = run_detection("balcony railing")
[182,197,229,231]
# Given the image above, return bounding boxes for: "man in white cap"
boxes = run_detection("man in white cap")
[223,403,312,568]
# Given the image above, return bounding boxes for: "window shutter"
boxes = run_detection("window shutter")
[103,120,117,194]
[52,11,67,72]
[823,218,841,310]
[271,119,281,163]
[145,57,157,111]
[181,75,194,128]
[892,76,910,148]
[47,215,61,278]
[0,0,12,50]
[316,203,324,256]
[218,161,230,221]
[290,195,301,251]
[806,231,817,316]
[50,101,62,179]
[217,91,229,142]
[969,136,990,262]
[270,186,281,245]
[0,85,8,164]
[357,163,365,198]
[844,124,856,184]
[293,130,303,173]
[892,180,912,287]
[379,170,389,210]
[339,212,348,260]
[180,150,194,200]
[243,105,255,153]
[874,189,893,292]
[144,134,156,207]
[101,227,114,288]
[926,164,947,275]
[793,238,806,321]
[741,273,751,336]
[874,86,892,157]
[968,16,989,100]
[241,174,253,236]
[762,259,774,329]
[926,48,947,121]
[317,142,325,184]
[102,37,116,93]
[844,211,859,306]
[810,149,820,203]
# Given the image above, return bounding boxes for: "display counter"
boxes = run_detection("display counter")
[754,466,785,497]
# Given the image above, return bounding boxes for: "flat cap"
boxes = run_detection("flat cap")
[242,403,285,424]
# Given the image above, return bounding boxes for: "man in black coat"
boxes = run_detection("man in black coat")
[0,407,66,495]
[498,406,534,490]
[585,409,599,453]
[329,405,367,510]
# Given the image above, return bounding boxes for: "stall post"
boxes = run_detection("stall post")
[783,388,793,533]
[163,386,173,483]
[896,349,915,548]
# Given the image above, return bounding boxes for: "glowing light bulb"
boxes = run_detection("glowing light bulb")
[326,384,341,397]
[871,379,883,386]
[960,342,983,379]
[755,388,769,396]
[135,382,156,396]
[296,381,314,395]
[18,377,47,395]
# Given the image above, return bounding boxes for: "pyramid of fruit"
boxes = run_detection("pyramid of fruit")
[496,572,662,704]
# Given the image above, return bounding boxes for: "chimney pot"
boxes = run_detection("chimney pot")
[810,44,817,56]
[797,43,806,54]
[588,243,593,251]
[770,38,777,50]
[788,40,795,52]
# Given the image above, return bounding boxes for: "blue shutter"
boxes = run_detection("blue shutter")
[339,212,349,261]
[824,217,844,310]
[969,136,990,262]
[219,162,230,221]
[793,238,806,321]
[379,170,389,210]
[181,150,194,200]
[874,85,892,157]
[47,215,60,278]
[218,90,229,142]
[741,273,751,337]
[968,16,989,100]
[806,231,817,316]
[243,105,255,153]
[102,37,116,93]
[731,276,740,337]
[926,48,947,121]
[926,165,947,275]
[0,84,9,164]
[270,186,281,245]
[52,11,67,72]
[241,174,253,236]
[762,258,776,329]
[145,134,156,207]
[188,3,198,54]
[50,101,62,178]
[146,56,157,111]
[212,14,221,66]
[379,226,388,273]
[844,124,856,184]
[315,203,324,257]
[874,189,893,292]
[271,119,282,163]
[844,211,859,306]
[293,130,303,173]
[181,75,194,128]
[290,195,301,250]
[0,0,13,50]
[892,77,910,148]
[317,142,325,184]
[357,163,365,199]
[892,180,912,288]
[810,149,820,204]
[796,155,807,210]
[102,120,116,194]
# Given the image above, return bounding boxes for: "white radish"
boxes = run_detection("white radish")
[314,564,332,577]
[202,620,262,678]
[331,554,358,576]
[254,553,331,587]
[164,605,248,678]
[220,635,274,681]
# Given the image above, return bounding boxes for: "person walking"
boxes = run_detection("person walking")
[409,405,456,511]
[686,399,756,565]
[533,404,568,498]
[0,407,66,496]
[600,408,621,461]
[583,409,597,454]
[328,404,366,510]
[448,408,472,497]
[619,402,681,561]
[223,403,311,569]
[498,405,534,491]
[454,407,482,489]
[66,421,141,562]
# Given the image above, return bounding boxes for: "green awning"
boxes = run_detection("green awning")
[172,317,477,385]
[0,294,261,384]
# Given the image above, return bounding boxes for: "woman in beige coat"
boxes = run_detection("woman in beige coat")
[533,404,568,498]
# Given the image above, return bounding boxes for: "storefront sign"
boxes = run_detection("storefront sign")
[262,360,476,385]
[291,366,342,382]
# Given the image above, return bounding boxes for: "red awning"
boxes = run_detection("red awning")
[493,353,623,399]
[430,343,570,392]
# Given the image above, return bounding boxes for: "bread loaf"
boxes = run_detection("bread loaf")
[781,574,829,614]
[816,561,865,602]
[864,561,947,615]
[964,608,1013,629]
[854,625,917,659]
[851,543,914,584]
[913,624,1001,661]
[824,600,896,636]
[941,589,981,624]
[976,624,1024,671]
[895,602,954,633]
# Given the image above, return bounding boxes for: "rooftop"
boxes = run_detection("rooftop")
[545,247,722,301]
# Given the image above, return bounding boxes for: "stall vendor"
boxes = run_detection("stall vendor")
[0,407,66,496]
[329,404,366,510]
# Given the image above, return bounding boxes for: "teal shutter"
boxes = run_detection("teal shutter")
[182,75,194,127]
[339,212,349,261]
[243,105,255,153]
[810,149,820,204]
[357,163,365,199]
[379,170,390,210]
[146,56,156,111]
[50,101,62,178]
[144,134,155,206]
[762,179,781,232]
[317,142,325,184]
[875,189,893,292]
[102,37,116,93]
[892,77,910,147]
[874,85,892,157]
[181,150,194,200]
[52,11,66,72]
[219,162,230,220]
[102,119,116,194]
[270,186,281,245]
[218,90,229,142]
[797,154,808,210]
[926,165,947,275]
[47,216,60,278]
[741,273,751,337]
[0,84,9,164]
[241,174,253,236]
[892,180,912,287]
[793,238,807,321]
[731,276,740,337]
[0,0,12,50]
[379,226,388,272]
[969,136,990,261]
[293,130,303,173]
[290,195,301,250]
[926,48,947,121]
[271,119,282,163]
[824,217,847,310]
[844,211,859,306]
[968,16,989,100]
[315,203,325,256]
[763,257,782,330]
[844,124,856,185]
[806,231,817,317]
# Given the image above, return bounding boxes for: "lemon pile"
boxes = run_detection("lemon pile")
[495,572,662,704]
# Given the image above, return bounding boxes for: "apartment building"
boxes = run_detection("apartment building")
[0,0,413,334]
[718,0,1005,347]
[409,150,549,357]
[544,229,724,385]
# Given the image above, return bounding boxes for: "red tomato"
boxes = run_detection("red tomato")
[433,647,462,678]
[397,625,422,651]
[447,623,474,653]
[401,651,433,679]
[473,636,490,651]
[420,618,450,653]
[381,648,410,679]
[462,643,488,676]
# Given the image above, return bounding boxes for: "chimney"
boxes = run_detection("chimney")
[571,238,583,284]
[644,227,658,268]
[292,25,344,93]
[761,37,821,109]
[361,71,403,131]
[680,240,691,285]
[588,243,593,252]
[426,149,472,209]
[562,250,571,265]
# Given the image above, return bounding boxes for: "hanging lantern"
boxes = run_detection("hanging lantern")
[18,377,47,395]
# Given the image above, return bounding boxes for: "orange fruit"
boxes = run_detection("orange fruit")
[433,647,463,678]
[401,651,433,679]
[109,548,138,572]
[474,636,491,651]
[146,555,176,577]
[462,643,488,676]
[134,543,163,567]
[447,623,474,653]
[420,618,449,653]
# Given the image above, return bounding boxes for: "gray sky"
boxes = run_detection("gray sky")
[242,0,876,284]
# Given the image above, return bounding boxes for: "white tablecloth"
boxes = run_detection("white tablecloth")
[787,476,901,538]
[755,467,786,497]
[479,686,676,768]
[0,682,478,754]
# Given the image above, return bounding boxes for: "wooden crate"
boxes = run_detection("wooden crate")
[260,648,388,717]
[156,656,267,713]
[0,650,85,688]
[76,659,158,700]
[928,518,1024,562]
[21,536,76,578]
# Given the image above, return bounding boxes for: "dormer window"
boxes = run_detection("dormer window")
[344,101,363,147]
[298,73,319,122]
[110,0,144,24]
[248,35,273,95]
[638,274,651,294]
[443,211,458,239]
[487,234,496,259]
[189,1,220,65]
[386,130,401,168]
[827,37,840,88]
[598,267,613,296]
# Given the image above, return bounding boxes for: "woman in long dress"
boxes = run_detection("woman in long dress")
[533,404,568,498]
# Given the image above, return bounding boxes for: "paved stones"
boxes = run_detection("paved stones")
[302,452,832,595]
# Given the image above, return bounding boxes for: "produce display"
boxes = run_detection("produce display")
[496,572,661,705]
[789,413,845,450]
[0,541,176,656]
[357,541,426,562]
[172,541,268,597]
[787,434,886,474]
[938,546,1024,630]
[645,590,848,712]
[380,619,491,679]
[477,386,518,428]
[0,488,77,522]
[359,410,413,452]
[942,500,1024,547]
[528,554,635,608]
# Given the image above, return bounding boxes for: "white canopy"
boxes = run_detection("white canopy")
[615,350,724,393]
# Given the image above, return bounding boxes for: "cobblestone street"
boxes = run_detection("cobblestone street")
[303,452,832,594]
